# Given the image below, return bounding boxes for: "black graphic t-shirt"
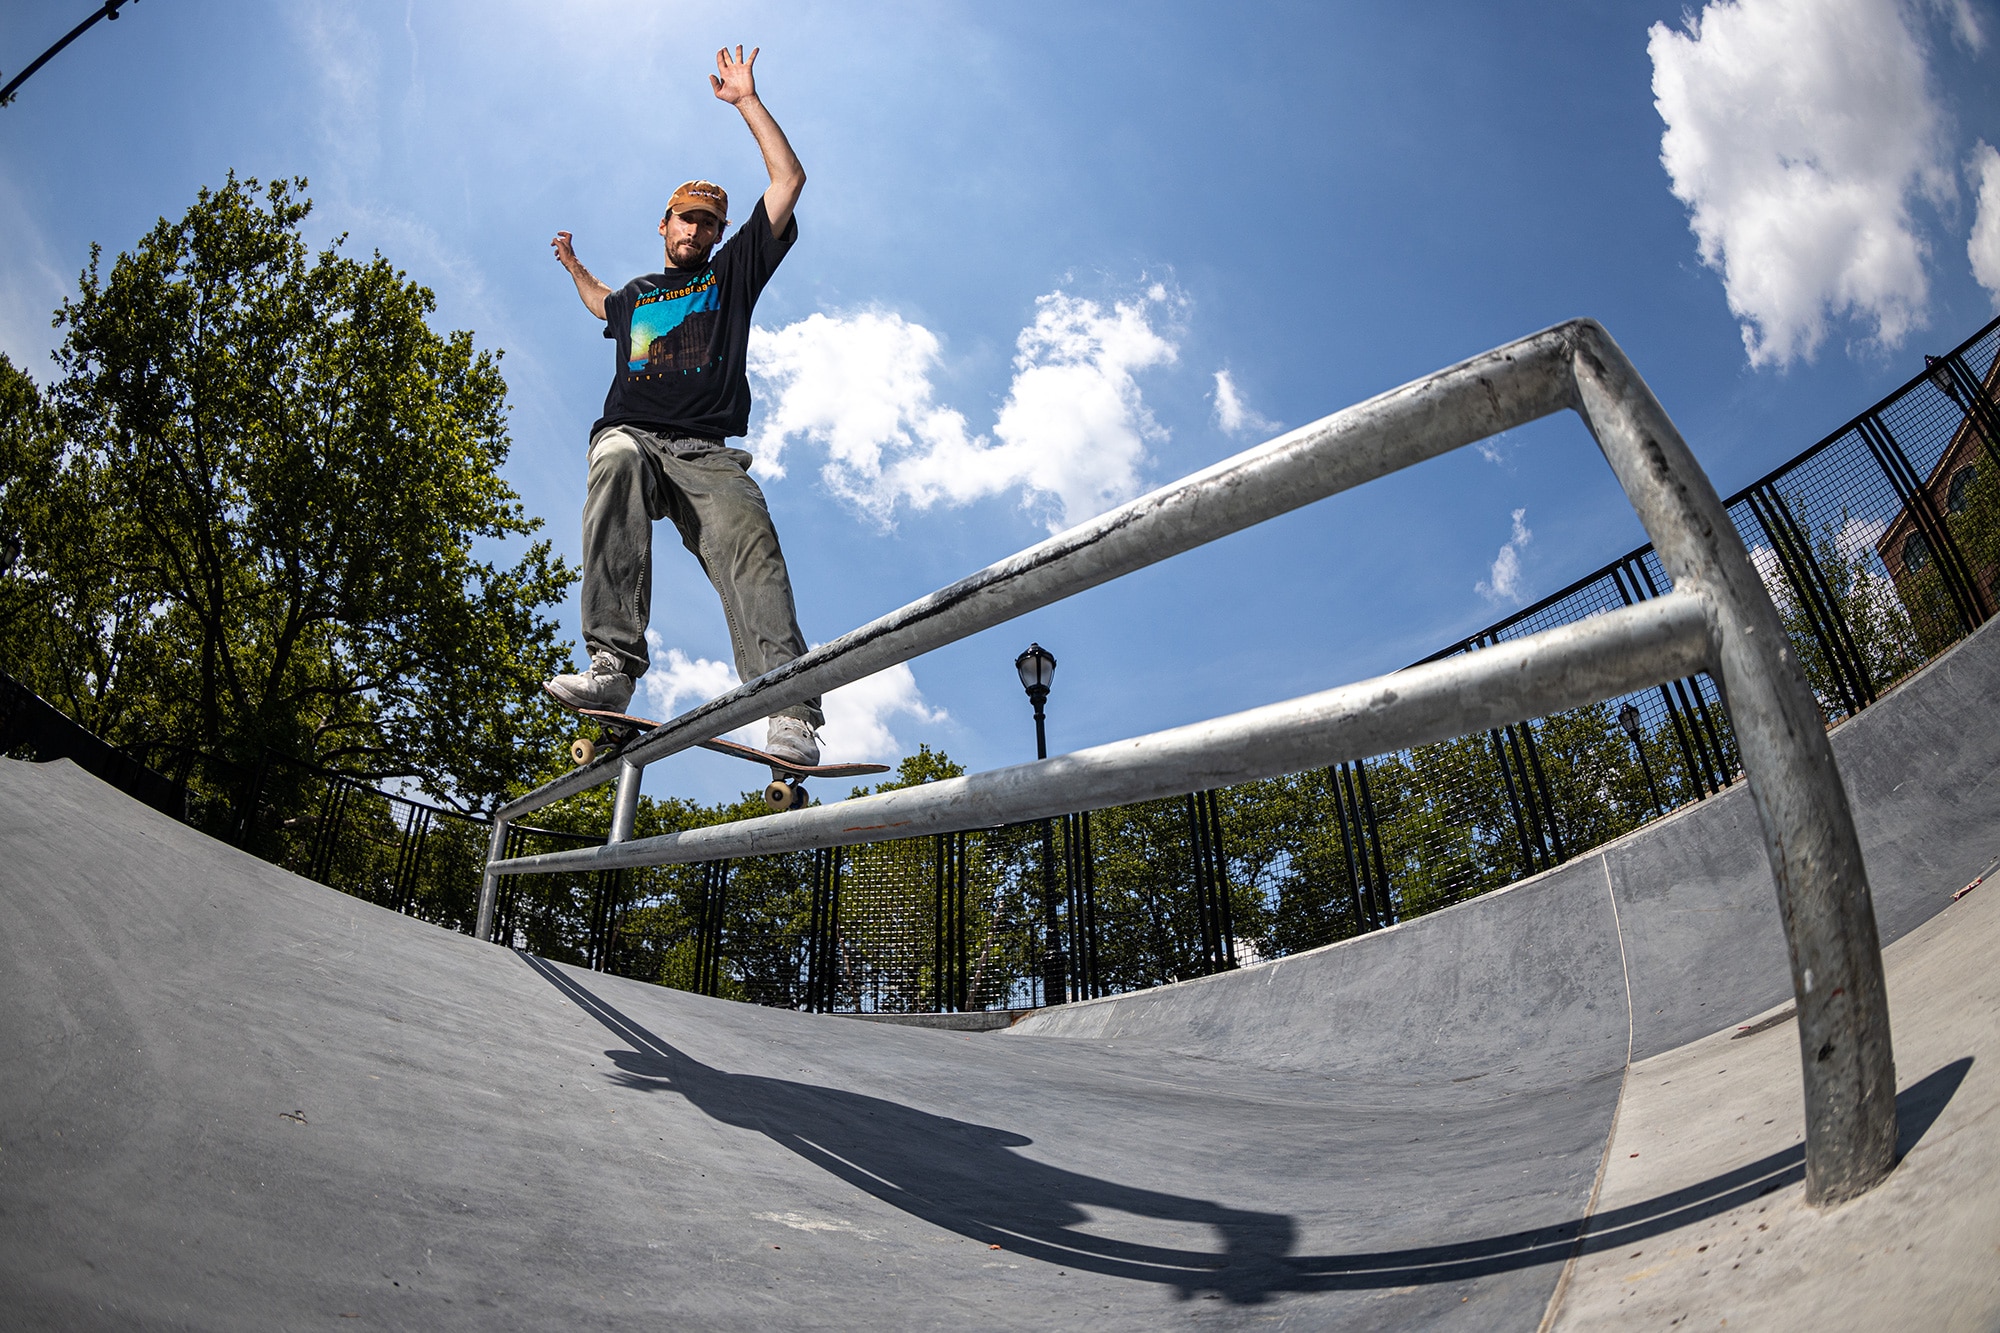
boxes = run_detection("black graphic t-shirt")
[591,196,796,441]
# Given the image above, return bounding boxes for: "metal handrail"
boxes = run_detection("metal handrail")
[492,593,1711,871]
[477,318,1895,1206]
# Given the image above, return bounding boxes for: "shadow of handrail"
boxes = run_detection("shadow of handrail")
[519,952,1967,1305]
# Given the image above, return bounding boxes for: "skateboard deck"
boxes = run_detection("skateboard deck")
[555,697,889,810]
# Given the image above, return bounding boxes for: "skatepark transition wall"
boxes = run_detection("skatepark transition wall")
[1014,615,2000,1078]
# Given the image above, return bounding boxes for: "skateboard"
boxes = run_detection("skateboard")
[560,703,889,811]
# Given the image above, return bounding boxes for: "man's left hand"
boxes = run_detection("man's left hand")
[710,45,759,104]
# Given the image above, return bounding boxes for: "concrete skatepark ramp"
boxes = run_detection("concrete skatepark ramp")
[4,628,1999,1330]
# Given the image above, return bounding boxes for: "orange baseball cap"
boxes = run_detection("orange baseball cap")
[666,180,729,225]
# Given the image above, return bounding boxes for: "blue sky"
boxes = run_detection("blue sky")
[4,0,1999,805]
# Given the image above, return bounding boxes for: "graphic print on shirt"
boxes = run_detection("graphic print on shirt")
[626,272,720,374]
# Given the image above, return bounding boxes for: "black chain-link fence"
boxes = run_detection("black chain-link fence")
[8,315,1996,1013]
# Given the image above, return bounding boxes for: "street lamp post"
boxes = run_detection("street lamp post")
[1015,643,1065,1006]
[1618,702,1665,818]
[1925,354,1966,412]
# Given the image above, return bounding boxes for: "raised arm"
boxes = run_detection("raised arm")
[551,231,612,320]
[710,46,805,235]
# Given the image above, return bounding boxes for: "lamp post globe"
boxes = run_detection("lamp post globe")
[1015,643,1057,760]
[1015,642,1056,694]
[1926,354,1966,410]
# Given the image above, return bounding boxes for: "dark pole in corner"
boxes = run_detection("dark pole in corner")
[1015,643,1064,1006]
[1,2,143,108]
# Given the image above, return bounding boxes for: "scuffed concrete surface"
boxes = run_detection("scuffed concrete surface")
[1547,881,2000,1331]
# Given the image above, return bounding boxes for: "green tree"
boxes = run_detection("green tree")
[0,174,573,809]
[0,355,54,661]
[1532,704,1656,852]
[857,742,966,794]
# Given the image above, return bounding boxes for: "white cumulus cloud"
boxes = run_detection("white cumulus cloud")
[1477,508,1533,603]
[742,309,975,490]
[990,287,1181,528]
[634,636,943,764]
[634,643,760,744]
[748,284,1181,533]
[1970,141,2000,308]
[1649,0,1956,367]
[818,659,947,763]
[1211,369,1280,437]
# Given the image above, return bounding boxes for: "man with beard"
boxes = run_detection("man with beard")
[544,43,822,769]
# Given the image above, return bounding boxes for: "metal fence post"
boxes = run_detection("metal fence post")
[1184,794,1218,972]
[1570,325,1896,1204]
[1930,351,2000,472]
[806,848,841,1012]
[1353,763,1393,927]
[1490,726,1546,877]
[1039,816,1065,1005]
[1859,412,1987,630]
[1331,762,1381,933]
[957,835,973,1009]
[1204,792,1235,969]
[806,851,827,1011]
[232,749,271,849]
[706,861,729,996]
[1615,560,1722,799]
[1061,815,1081,1000]
[307,778,354,885]
[391,804,431,915]
[1635,559,1740,792]
[1064,812,1100,1000]
[932,834,947,1011]
[1744,486,1875,716]
[1516,721,1567,863]
[933,833,969,1011]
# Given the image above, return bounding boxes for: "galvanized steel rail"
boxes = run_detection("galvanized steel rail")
[478,318,1896,1206]
[493,593,1712,870]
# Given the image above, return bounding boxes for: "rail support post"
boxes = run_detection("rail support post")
[474,816,511,943]
[1571,325,1897,1205]
[609,758,644,846]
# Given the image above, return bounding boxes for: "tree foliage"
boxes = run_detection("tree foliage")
[0,175,574,809]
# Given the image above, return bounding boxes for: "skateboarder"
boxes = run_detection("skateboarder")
[543,44,822,769]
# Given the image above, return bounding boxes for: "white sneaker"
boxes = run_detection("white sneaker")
[765,716,820,769]
[543,649,634,713]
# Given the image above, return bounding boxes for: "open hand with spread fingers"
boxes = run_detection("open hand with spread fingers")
[710,45,759,104]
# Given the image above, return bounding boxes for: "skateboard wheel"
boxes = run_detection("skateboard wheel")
[765,780,793,810]
[788,782,809,811]
[571,737,596,766]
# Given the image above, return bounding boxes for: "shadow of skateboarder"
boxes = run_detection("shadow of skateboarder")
[518,951,1969,1306]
